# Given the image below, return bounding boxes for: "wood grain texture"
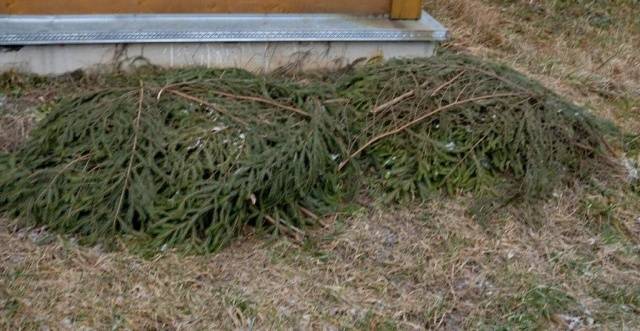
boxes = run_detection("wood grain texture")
[390,0,422,19]
[0,0,392,15]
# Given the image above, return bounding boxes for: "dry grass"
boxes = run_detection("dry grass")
[2,1,640,329]
[426,0,640,133]
[0,71,61,153]
[0,95,37,152]
[2,189,639,330]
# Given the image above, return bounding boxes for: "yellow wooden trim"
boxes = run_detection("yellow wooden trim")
[390,0,422,20]
[0,0,392,15]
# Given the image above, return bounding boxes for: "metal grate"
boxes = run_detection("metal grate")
[0,12,448,45]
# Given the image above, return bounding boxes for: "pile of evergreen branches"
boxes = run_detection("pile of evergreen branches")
[0,54,614,252]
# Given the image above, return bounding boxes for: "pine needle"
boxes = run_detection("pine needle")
[113,82,144,230]
[339,92,526,171]
[0,53,616,253]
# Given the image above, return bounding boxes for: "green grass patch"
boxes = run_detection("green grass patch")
[484,280,581,330]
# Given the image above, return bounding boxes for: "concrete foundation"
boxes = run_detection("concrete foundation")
[0,12,447,74]
[0,42,436,75]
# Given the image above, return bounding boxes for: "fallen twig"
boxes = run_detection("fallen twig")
[264,215,305,243]
[299,206,330,228]
[210,90,311,118]
[158,82,310,118]
[113,81,145,228]
[165,89,248,126]
[339,92,525,171]
[372,71,465,115]
[431,70,467,96]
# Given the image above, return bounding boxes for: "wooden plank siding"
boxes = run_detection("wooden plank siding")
[0,0,422,19]
[391,0,423,19]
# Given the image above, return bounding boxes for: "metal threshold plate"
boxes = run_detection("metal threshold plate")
[0,12,447,45]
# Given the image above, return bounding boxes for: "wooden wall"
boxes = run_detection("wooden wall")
[0,0,422,19]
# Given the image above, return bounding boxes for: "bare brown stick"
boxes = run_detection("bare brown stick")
[299,206,330,228]
[165,89,248,126]
[158,82,310,118]
[338,92,525,171]
[323,98,350,105]
[371,82,429,115]
[156,81,199,100]
[113,82,144,228]
[210,90,311,118]
[371,70,466,115]
[166,89,227,115]
[430,70,467,96]
[299,207,319,220]
[264,215,305,243]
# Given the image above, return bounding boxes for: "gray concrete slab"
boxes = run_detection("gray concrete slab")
[0,42,437,75]
[0,11,446,74]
